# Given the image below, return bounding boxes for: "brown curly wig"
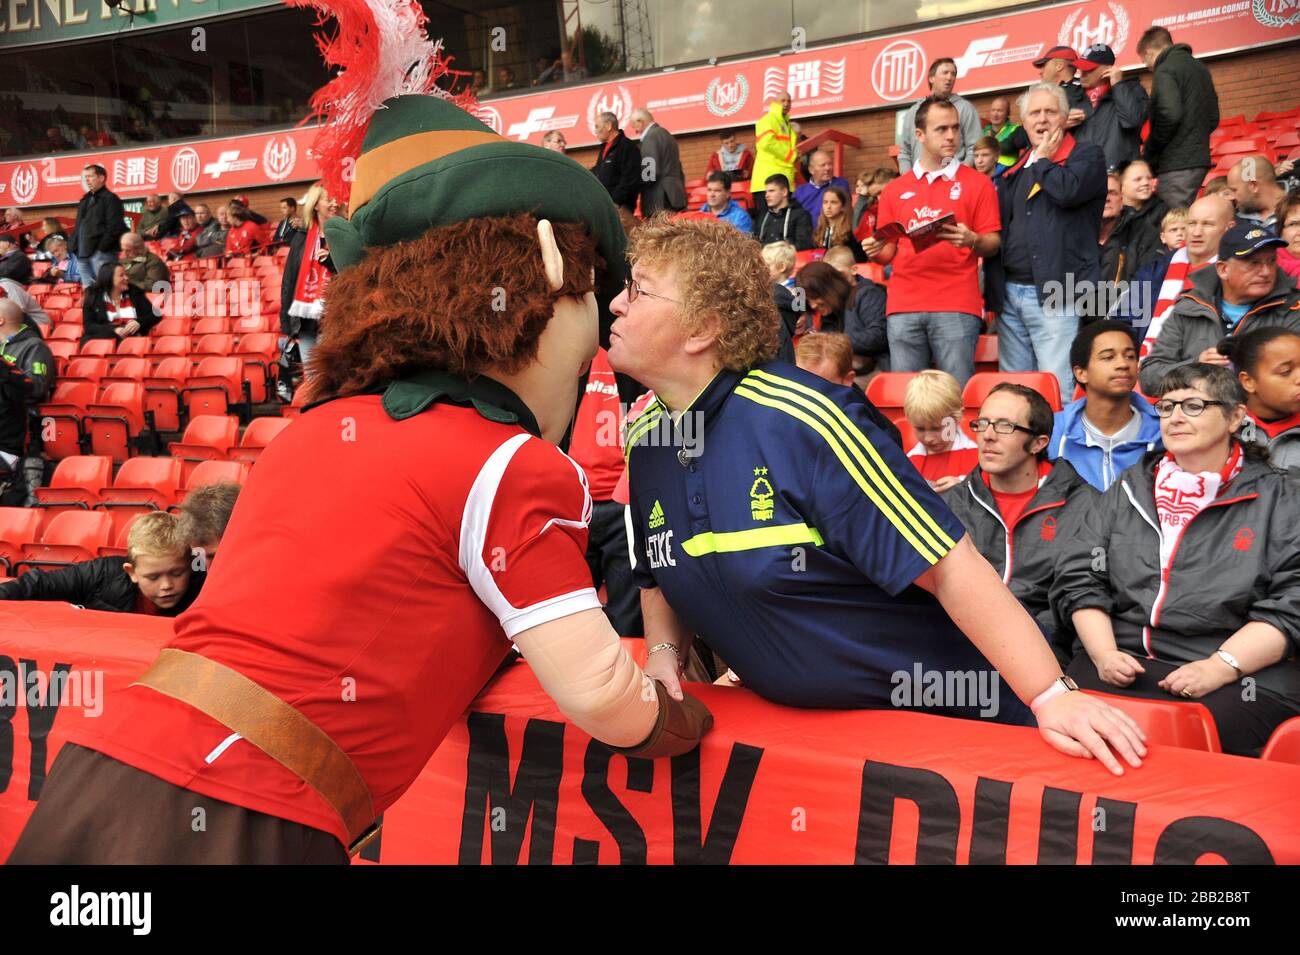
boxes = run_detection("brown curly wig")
[628,213,780,371]
[306,213,601,400]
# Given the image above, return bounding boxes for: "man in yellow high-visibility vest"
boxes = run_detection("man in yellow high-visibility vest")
[751,93,796,218]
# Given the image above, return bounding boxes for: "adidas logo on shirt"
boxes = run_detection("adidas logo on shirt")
[648,499,666,529]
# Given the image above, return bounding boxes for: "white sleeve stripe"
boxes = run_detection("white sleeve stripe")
[501,588,603,639]
[460,433,597,632]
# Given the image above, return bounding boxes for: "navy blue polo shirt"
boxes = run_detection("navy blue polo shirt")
[627,361,1019,712]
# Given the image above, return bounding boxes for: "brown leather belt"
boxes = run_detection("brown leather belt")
[132,648,376,852]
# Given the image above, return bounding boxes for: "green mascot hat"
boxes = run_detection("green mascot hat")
[324,94,628,318]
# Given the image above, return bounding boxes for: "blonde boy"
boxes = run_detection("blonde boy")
[903,369,979,490]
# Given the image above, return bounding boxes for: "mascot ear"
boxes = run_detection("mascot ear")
[323,216,365,271]
[537,219,564,292]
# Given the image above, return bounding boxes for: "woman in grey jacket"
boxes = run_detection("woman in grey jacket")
[1052,362,1300,755]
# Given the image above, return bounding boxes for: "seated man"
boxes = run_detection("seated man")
[1050,321,1162,491]
[941,383,1094,661]
[0,297,54,505]
[1053,363,1300,756]
[698,171,752,233]
[165,211,202,261]
[0,511,205,615]
[119,232,168,291]
[177,480,242,566]
[754,174,813,250]
[903,370,979,491]
[612,215,1145,771]
[1139,224,1300,394]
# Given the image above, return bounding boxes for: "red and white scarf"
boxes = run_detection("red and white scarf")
[288,221,329,320]
[1139,249,1214,360]
[1153,443,1243,572]
[1086,81,1111,109]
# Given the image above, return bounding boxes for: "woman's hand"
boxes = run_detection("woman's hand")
[118,320,141,336]
[1035,691,1147,775]
[643,646,684,701]
[1092,649,1144,687]
[1159,657,1236,699]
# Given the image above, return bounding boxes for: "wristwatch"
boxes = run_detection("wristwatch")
[1030,675,1079,715]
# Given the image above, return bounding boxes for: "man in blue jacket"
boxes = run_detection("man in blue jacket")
[986,82,1108,399]
[1049,321,1162,491]
[698,171,752,233]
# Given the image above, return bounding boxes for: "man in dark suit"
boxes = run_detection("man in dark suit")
[272,197,299,245]
[631,108,686,217]
[591,111,642,214]
[69,163,127,288]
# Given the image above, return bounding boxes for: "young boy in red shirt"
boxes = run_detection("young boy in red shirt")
[904,370,979,490]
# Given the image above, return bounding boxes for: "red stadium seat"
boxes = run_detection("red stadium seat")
[151,317,192,338]
[0,506,43,574]
[48,324,84,342]
[183,356,248,418]
[115,336,151,358]
[181,459,250,499]
[17,510,114,573]
[103,356,151,387]
[142,356,191,432]
[1254,107,1300,124]
[42,294,74,312]
[191,333,235,359]
[232,332,279,402]
[854,262,886,284]
[77,337,115,358]
[280,385,309,419]
[232,313,273,335]
[193,317,232,337]
[150,335,192,363]
[169,415,241,482]
[84,382,152,463]
[1260,717,1300,764]
[33,455,113,509]
[864,371,917,419]
[97,515,141,559]
[47,339,77,372]
[63,307,84,325]
[96,456,184,542]
[229,415,292,463]
[1082,690,1221,752]
[974,336,998,374]
[37,380,98,459]
[962,372,1062,412]
[62,357,110,386]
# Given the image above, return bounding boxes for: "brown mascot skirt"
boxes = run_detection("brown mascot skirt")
[6,743,350,865]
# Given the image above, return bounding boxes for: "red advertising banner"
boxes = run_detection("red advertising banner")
[2,0,1297,208]
[3,604,1299,864]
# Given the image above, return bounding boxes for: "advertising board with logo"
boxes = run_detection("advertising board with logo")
[2,0,1294,206]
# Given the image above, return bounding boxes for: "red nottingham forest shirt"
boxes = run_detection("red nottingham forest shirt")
[71,383,601,845]
[874,158,1000,318]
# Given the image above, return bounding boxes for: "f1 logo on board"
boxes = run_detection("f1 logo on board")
[871,41,926,102]
[171,147,200,192]
[9,164,37,205]
[507,107,579,142]
[1059,2,1131,57]
[203,150,258,180]
[706,74,749,117]
[586,85,634,135]
[261,136,297,181]
[763,59,846,102]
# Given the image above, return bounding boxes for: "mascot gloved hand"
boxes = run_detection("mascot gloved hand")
[6,0,710,866]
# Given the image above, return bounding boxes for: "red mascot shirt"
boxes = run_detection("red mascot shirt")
[71,377,601,845]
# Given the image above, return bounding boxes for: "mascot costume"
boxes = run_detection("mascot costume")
[8,0,711,864]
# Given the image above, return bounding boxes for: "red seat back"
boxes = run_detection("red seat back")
[115,336,151,357]
[1082,690,1221,752]
[185,459,250,491]
[77,338,116,358]
[177,414,241,453]
[962,372,1062,412]
[151,335,192,356]
[20,510,114,569]
[1261,717,1300,764]
[0,506,45,571]
[64,357,109,384]
[864,372,918,418]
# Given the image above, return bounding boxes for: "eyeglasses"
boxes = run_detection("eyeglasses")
[1154,397,1228,418]
[624,276,681,305]
[968,418,1038,436]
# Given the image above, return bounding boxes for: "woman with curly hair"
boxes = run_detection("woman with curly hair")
[610,213,1147,773]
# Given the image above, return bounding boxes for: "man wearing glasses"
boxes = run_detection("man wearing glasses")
[941,384,1096,663]
[610,215,1149,773]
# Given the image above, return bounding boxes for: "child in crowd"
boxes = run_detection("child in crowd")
[177,480,242,567]
[1221,326,1300,471]
[0,511,204,615]
[904,369,979,491]
[1159,206,1188,251]
[973,136,1001,178]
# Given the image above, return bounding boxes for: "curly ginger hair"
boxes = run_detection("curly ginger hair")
[306,213,601,401]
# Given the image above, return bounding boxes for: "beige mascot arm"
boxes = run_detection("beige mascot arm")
[513,609,713,758]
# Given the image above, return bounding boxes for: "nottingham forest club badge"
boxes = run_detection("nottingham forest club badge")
[750,467,775,521]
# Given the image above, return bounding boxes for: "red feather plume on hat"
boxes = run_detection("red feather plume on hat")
[283,0,479,203]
